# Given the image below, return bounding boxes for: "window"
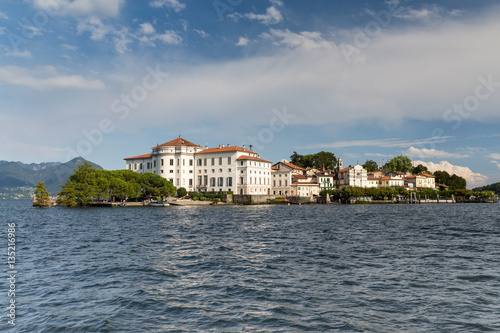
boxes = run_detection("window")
[170,170,174,173]
[211,158,215,166]
[204,175,208,186]
[240,161,244,166]
[198,176,202,185]
[240,177,244,185]
[161,159,164,166]
[217,177,223,187]
[140,163,143,170]
[273,181,276,186]
[228,157,231,164]
[219,157,223,165]
[204,158,207,166]
[227,177,232,187]
[189,159,193,166]
[204,169,207,173]
[219,169,223,173]
[189,170,193,174]
[153,160,156,168]
[134,163,137,170]
[189,179,193,186]
[161,170,164,174]
[176,179,180,186]
[228,168,231,172]
[169,178,174,183]
[285,180,288,186]
[177,159,180,166]
[197,159,202,166]
[183,159,185,166]
[210,177,216,187]
[170,159,174,166]
[279,180,282,186]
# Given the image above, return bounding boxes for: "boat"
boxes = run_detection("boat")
[149,201,170,207]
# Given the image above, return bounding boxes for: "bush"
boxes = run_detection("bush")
[177,187,187,197]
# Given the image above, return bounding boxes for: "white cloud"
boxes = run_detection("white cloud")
[301,137,453,149]
[0,66,105,90]
[404,147,470,159]
[6,50,33,58]
[262,29,332,51]
[61,44,78,51]
[0,27,6,35]
[156,30,182,45]
[0,11,8,19]
[488,153,500,160]
[491,161,500,170]
[140,22,156,35]
[34,0,124,18]
[149,0,185,12]
[77,17,110,40]
[414,160,489,188]
[113,27,132,54]
[194,29,209,38]
[230,0,283,25]
[393,4,461,22]
[236,36,249,46]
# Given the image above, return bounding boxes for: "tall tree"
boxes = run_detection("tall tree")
[33,182,51,207]
[412,164,429,175]
[363,160,379,172]
[387,155,413,172]
[311,151,337,170]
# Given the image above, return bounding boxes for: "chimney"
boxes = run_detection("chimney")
[205,145,208,149]
[227,143,230,147]
[219,144,222,148]
[243,145,246,149]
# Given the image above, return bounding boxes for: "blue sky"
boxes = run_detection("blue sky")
[1,0,500,188]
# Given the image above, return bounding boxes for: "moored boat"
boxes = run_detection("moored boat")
[149,201,170,207]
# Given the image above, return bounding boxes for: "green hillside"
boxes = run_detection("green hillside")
[473,182,500,195]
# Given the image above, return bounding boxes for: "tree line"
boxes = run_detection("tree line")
[57,162,176,207]
[321,187,495,201]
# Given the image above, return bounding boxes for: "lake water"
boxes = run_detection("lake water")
[1,200,500,332]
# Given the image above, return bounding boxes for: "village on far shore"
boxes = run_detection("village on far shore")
[119,136,498,205]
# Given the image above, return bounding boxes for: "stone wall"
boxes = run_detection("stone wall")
[233,195,275,205]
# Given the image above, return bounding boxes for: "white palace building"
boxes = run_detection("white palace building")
[124,137,273,195]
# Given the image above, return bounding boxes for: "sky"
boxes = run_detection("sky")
[1,0,499,188]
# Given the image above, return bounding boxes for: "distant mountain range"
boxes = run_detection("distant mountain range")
[0,158,103,194]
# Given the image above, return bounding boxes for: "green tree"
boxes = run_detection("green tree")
[57,184,78,207]
[448,174,466,190]
[311,151,337,170]
[434,170,451,185]
[363,160,379,172]
[412,164,429,175]
[387,155,413,172]
[177,187,187,197]
[33,182,51,207]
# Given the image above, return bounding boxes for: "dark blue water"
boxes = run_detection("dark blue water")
[1,200,500,332]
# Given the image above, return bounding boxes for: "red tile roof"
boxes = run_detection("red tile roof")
[339,167,353,173]
[276,161,306,171]
[155,137,200,148]
[292,175,307,179]
[236,155,272,163]
[196,146,256,154]
[422,173,436,178]
[124,153,152,160]
[292,182,319,185]
[271,166,279,170]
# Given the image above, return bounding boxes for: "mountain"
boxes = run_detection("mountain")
[0,158,103,194]
[473,182,500,194]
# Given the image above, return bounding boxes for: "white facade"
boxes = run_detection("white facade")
[338,164,368,188]
[125,137,272,195]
